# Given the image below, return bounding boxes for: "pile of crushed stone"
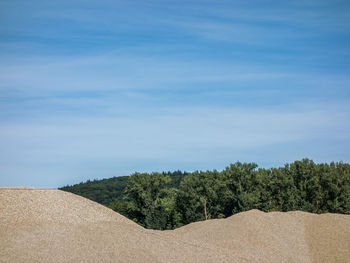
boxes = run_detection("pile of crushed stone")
[1,188,349,262]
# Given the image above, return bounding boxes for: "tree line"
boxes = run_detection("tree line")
[60,159,350,230]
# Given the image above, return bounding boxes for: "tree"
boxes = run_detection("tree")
[177,170,223,225]
[221,162,263,214]
[124,172,181,229]
[61,159,350,230]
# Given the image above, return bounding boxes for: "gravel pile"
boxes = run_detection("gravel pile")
[1,188,349,262]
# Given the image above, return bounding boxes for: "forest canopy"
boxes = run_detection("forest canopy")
[60,159,350,230]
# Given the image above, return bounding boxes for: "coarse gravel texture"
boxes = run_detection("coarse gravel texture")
[1,187,349,263]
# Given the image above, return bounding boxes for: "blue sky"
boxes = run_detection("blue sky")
[1,0,350,188]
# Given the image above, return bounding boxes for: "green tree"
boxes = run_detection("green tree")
[61,159,350,230]
[124,172,181,229]
[177,170,223,225]
[268,167,298,211]
[221,162,264,214]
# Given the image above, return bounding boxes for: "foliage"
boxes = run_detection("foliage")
[60,159,350,230]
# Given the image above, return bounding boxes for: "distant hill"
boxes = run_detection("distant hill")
[60,176,129,206]
[59,170,188,207]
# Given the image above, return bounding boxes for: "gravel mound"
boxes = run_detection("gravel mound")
[1,188,349,262]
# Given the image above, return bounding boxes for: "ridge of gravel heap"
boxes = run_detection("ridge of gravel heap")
[1,187,350,263]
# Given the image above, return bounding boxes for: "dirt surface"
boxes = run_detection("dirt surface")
[1,188,349,262]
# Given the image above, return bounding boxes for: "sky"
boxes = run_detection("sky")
[0,0,350,188]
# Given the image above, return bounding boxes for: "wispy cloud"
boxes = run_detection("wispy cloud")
[1,53,348,95]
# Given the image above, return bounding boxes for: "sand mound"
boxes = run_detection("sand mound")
[1,188,349,262]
